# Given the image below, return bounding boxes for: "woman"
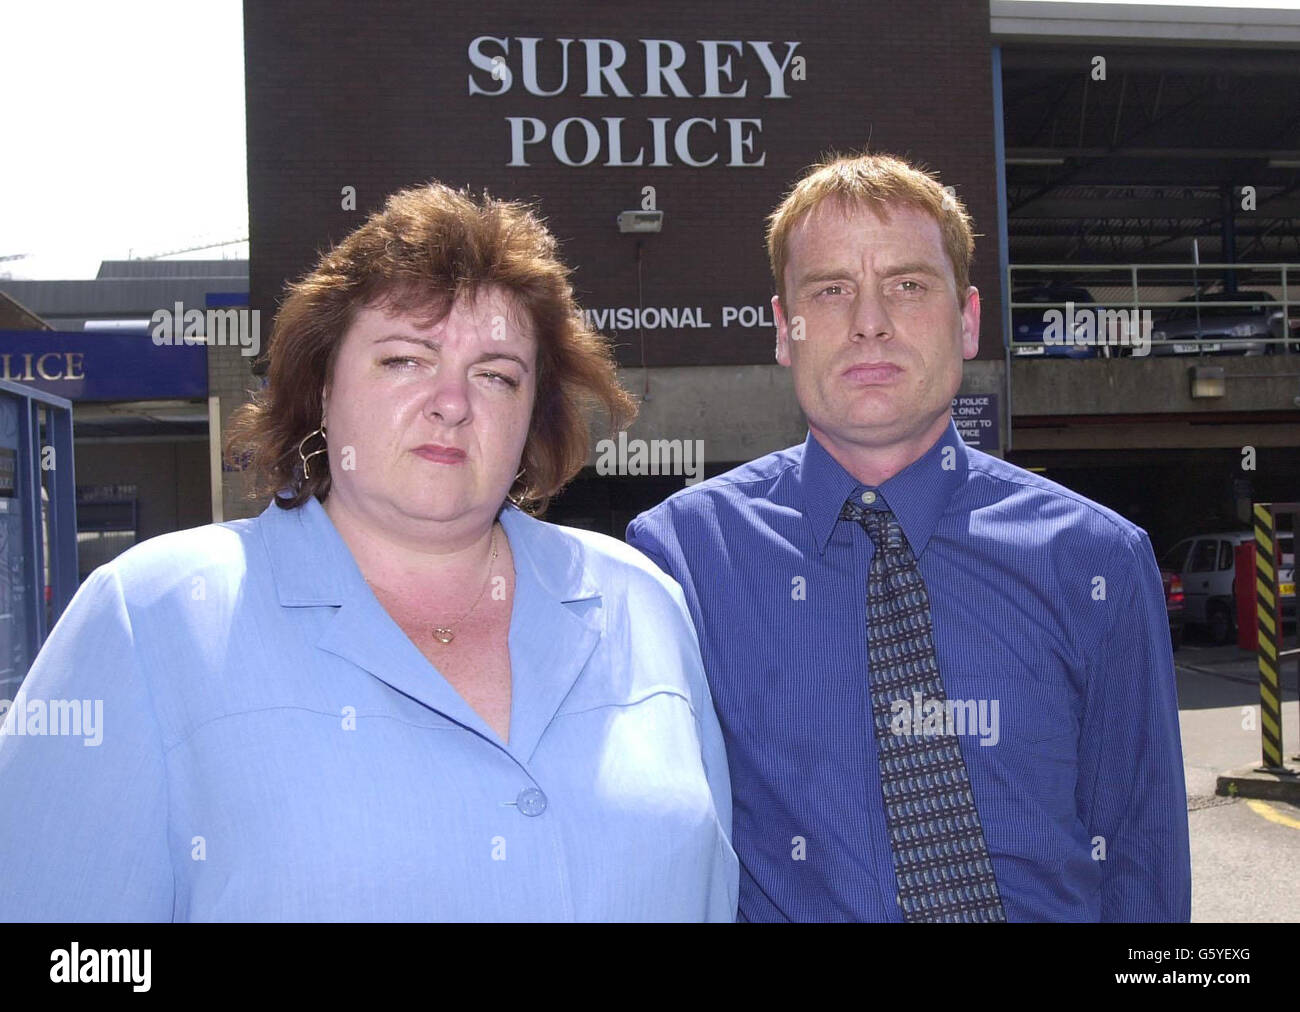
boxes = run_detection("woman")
[0,183,738,921]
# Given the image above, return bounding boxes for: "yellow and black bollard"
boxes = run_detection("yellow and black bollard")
[1254,504,1284,770]
[1253,502,1299,773]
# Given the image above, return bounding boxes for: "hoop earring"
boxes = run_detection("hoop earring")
[506,467,526,507]
[298,417,327,480]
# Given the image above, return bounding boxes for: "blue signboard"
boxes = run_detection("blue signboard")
[205,291,250,308]
[0,330,207,401]
[951,393,1001,451]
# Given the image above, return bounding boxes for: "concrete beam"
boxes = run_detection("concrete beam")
[1010,420,1300,450]
[586,360,1010,466]
[1010,355,1300,415]
[991,1,1300,48]
[593,365,806,466]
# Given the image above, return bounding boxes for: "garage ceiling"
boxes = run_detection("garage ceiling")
[1001,44,1300,263]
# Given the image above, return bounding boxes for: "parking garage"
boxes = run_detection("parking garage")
[994,10,1300,577]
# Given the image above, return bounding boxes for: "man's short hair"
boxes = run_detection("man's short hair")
[765,152,976,305]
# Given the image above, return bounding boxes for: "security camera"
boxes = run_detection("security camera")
[617,210,663,234]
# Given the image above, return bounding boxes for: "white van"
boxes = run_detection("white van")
[1160,531,1296,644]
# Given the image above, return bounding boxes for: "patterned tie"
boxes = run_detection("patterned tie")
[840,497,1006,923]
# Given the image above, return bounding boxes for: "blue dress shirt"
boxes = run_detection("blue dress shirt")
[0,495,738,921]
[627,418,1191,922]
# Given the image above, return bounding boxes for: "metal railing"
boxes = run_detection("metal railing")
[1006,262,1299,358]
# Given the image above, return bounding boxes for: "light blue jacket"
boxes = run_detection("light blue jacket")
[0,496,738,921]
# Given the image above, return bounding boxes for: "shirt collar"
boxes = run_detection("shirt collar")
[259,493,366,606]
[258,494,602,761]
[799,416,970,557]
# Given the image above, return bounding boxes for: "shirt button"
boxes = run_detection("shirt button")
[861,491,877,505]
[516,787,547,817]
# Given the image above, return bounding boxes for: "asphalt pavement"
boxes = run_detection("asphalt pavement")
[1175,633,1300,922]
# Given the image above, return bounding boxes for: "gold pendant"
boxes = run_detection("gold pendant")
[433,628,454,644]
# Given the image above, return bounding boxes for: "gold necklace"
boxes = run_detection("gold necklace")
[430,525,499,644]
[365,526,500,644]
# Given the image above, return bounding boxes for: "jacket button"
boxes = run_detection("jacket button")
[516,787,547,817]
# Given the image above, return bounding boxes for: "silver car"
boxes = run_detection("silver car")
[1149,291,1275,356]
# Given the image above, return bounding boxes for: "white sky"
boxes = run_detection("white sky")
[1,1,246,280]
[2,0,1298,280]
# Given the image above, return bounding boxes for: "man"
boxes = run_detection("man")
[626,152,1190,922]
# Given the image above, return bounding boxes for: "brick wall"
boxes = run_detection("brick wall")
[244,0,1002,366]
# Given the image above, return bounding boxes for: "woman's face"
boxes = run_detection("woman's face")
[321,287,537,532]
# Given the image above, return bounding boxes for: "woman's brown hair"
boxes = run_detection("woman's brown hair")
[225,182,636,514]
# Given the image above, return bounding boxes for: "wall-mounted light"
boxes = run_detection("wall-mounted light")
[617,210,663,234]
[1189,365,1226,399]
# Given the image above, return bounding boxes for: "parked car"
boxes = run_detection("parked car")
[1010,285,1098,359]
[1149,291,1275,357]
[1162,567,1186,651]
[1268,306,1300,353]
[1160,530,1295,644]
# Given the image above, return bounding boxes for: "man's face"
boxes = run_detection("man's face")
[773,200,979,453]
[322,287,537,529]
